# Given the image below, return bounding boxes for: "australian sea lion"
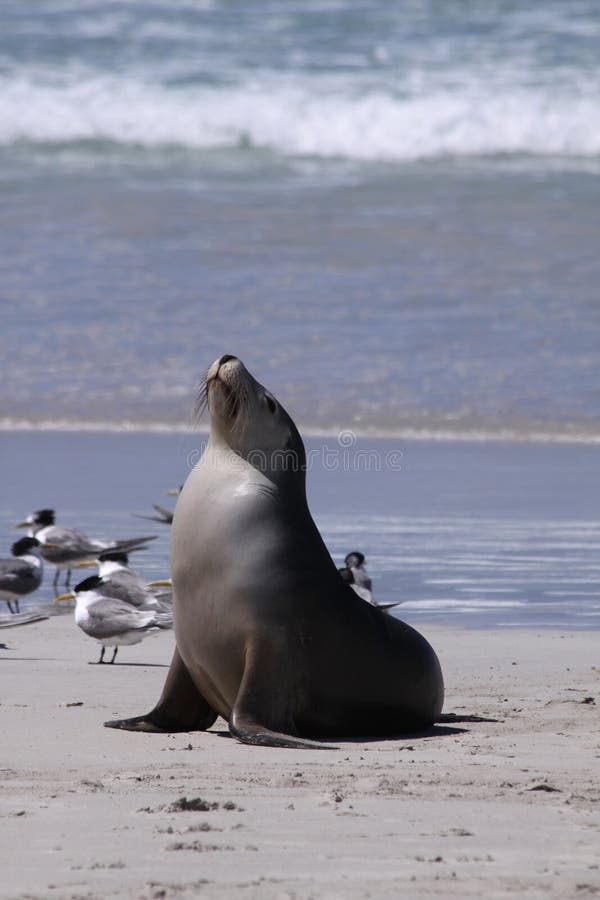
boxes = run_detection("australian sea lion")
[105,355,444,747]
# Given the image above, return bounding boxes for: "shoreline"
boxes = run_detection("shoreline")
[2,616,599,899]
[2,422,600,445]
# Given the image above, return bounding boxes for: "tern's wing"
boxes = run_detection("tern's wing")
[132,505,173,524]
[351,584,375,604]
[350,566,372,591]
[39,526,101,554]
[80,598,159,639]
[40,525,87,545]
[0,559,39,594]
[152,504,174,523]
[100,574,154,608]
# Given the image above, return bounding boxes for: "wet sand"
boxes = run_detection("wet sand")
[1,616,598,899]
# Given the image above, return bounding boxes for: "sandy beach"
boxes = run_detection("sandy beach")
[2,615,598,900]
[3,3,600,897]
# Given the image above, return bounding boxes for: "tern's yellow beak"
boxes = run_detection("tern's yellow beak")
[15,520,30,528]
[148,579,172,588]
[55,591,75,602]
[164,489,179,496]
[73,560,98,569]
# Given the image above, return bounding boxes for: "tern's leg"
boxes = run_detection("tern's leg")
[109,647,118,664]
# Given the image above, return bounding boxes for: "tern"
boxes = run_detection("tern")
[344,551,372,592]
[56,574,173,664]
[132,503,174,525]
[17,509,156,588]
[91,550,172,612]
[0,537,57,613]
[133,487,181,525]
[339,554,401,610]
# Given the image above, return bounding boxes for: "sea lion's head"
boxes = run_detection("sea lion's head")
[201,355,306,485]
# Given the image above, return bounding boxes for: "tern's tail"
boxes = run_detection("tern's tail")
[153,608,174,629]
[110,535,158,553]
[132,505,173,525]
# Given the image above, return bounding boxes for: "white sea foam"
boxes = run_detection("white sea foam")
[1,71,600,163]
[400,599,526,610]
[1,416,600,444]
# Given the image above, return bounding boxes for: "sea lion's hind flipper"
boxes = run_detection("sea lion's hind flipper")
[104,647,218,733]
[229,639,337,750]
[435,713,500,724]
[229,713,335,749]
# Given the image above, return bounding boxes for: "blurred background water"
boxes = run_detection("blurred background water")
[1,0,599,438]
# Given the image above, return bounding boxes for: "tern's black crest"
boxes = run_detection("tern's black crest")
[32,509,56,526]
[345,551,365,568]
[12,537,41,556]
[74,575,103,593]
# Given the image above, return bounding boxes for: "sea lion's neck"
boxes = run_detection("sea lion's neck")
[204,434,308,505]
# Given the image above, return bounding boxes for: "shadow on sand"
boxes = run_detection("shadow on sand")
[210,720,496,744]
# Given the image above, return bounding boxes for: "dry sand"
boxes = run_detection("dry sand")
[1,615,598,900]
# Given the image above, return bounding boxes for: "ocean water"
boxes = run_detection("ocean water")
[1,433,599,629]
[1,4,599,630]
[1,0,599,439]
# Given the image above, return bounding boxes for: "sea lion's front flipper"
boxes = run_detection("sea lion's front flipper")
[104,647,218,733]
[229,639,337,750]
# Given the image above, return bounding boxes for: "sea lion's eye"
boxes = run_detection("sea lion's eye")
[265,395,277,414]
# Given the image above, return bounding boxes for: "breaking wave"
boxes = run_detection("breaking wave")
[2,72,600,164]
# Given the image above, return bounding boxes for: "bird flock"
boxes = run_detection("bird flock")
[1,497,398,663]
[0,506,171,663]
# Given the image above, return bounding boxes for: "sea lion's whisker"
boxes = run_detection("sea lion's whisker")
[193,368,211,423]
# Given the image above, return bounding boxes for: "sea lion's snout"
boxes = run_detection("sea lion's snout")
[207,354,240,384]
[207,355,240,398]
[206,355,249,424]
